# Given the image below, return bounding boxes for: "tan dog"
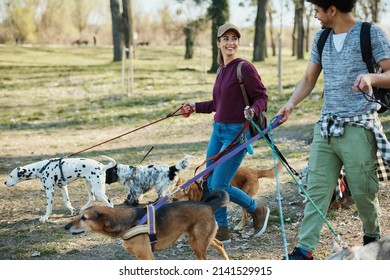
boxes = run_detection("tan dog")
[327,236,390,260]
[65,190,229,260]
[172,162,282,231]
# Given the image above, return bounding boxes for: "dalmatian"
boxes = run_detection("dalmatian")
[4,155,116,222]
[105,155,192,206]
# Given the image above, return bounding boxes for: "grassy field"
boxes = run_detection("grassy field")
[0,44,389,261]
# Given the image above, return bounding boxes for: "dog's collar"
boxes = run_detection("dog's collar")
[39,158,66,182]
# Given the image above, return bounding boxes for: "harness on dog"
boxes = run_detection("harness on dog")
[39,158,66,183]
[121,204,158,251]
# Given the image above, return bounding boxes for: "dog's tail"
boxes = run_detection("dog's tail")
[203,190,229,213]
[255,161,283,179]
[100,155,117,171]
[175,155,192,171]
[168,155,192,180]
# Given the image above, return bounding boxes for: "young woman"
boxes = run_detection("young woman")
[182,23,270,243]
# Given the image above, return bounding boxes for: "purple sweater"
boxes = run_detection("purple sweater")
[195,58,268,123]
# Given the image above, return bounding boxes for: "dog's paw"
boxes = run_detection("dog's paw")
[124,199,139,207]
[233,225,244,231]
[39,216,48,223]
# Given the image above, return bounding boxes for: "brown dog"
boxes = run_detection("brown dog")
[172,162,282,231]
[65,190,229,260]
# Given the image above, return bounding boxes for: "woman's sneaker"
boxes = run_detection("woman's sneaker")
[250,205,270,237]
[216,226,231,244]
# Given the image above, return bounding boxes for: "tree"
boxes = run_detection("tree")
[267,1,276,57]
[253,0,268,61]
[122,0,134,58]
[207,0,229,72]
[4,0,37,44]
[183,18,208,59]
[109,0,134,62]
[110,0,122,61]
[72,0,94,40]
[357,0,384,23]
[292,0,305,59]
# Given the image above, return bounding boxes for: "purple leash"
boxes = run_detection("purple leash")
[137,115,283,226]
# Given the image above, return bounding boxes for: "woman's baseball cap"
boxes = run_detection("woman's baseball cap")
[217,23,241,38]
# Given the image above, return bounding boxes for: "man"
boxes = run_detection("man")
[277,0,390,260]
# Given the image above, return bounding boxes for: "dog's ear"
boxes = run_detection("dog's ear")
[100,214,116,230]
[91,211,116,230]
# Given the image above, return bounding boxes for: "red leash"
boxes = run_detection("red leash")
[193,121,250,180]
[67,107,184,157]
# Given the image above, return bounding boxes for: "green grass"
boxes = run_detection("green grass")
[2,44,389,165]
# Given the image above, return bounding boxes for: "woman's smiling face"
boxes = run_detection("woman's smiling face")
[218,30,240,60]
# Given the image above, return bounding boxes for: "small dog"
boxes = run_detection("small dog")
[4,156,116,222]
[172,162,282,231]
[298,163,351,208]
[65,189,230,260]
[327,236,390,260]
[105,155,191,206]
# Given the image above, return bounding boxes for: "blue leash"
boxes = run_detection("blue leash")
[248,114,289,259]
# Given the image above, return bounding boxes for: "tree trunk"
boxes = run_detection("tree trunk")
[184,26,194,59]
[305,5,312,52]
[122,0,135,59]
[110,0,122,62]
[253,0,268,61]
[267,2,276,57]
[296,0,305,59]
[208,0,229,73]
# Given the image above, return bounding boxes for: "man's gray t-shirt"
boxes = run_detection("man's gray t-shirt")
[310,21,390,117]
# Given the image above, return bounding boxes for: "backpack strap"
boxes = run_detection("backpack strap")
[237,61,250,105]
[360,22,376,73]
[317,28,332,64]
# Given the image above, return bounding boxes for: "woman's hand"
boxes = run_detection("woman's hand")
[181,102,195,118]
[244,105,255,120]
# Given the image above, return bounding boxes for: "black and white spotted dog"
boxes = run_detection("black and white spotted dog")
[4,156,116,222]
[105,155,191,206]
[298,163,350,207]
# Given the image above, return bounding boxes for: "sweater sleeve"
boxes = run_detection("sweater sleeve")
[195,100,215,114]
[241,62,268,115]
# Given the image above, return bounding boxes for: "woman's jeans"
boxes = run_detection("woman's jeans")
[206,122,257,227]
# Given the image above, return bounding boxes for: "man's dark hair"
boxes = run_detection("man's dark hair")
[306,0,356,13]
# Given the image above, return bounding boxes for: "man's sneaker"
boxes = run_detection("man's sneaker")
[250,205,270,237]
[363,235,380,245]
[283,247,314,260]
[216,226,231,244]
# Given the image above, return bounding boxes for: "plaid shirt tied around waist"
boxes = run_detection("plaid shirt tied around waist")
[318,111,390,181]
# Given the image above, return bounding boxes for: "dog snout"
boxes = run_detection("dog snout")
[64,223,71,231]
[4,180,13,187]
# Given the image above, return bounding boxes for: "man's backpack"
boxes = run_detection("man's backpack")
[317,22,390,113]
